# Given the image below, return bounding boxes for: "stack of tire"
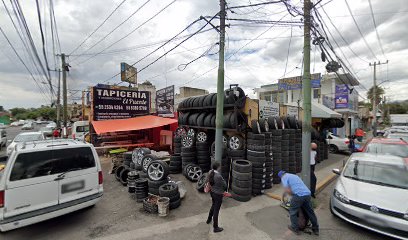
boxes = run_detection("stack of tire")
[169,155,182,174]
[247,132,266,196]
[115,164,131,186]
[135,178,148,202]
[271,128,282,184]
[264,132,273,189]
[123,152,133,168]
[226,134,245,183]
[127,171,139,193]
[196,131,211,172]
[288,129,297,174]
[281,129,290,173]
[178,111,240,129]
[159,182,181,210]
[295,128,302,173]
[132,148,151,171]
[181,134,197,169]
[146,160,170,195]
[231,160,252,202]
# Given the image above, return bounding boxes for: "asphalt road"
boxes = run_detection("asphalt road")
[0,124,43,157]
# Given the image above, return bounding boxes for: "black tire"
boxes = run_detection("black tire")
[223,112,233,129]
[232,178,252,188]
[196,113,207,127]
[253,172,266,179]
[231,192,251,202]
[329,144,339,153]
[211,115,216,127]
[115,165,126,181]
[211,93,218,106]
[225,89,235,104]
[196,173,207,192]
[275,117,283,129]
[142,154,159,173]
[228,134,244,150]
[119,166,130,185]
[252,167,266,174]
[159,182,179,197]
[247,132,265,140]
[231,184,251,195]
[203,94,214,106]
[268,117,278,130]
[198,95,206,107]
[259,119,269,132]
[181,146,196,153]
[247,144,265,151]
[251,120,261,134]
[147,160,169,181]
[281,116,290,129]
[247,149,265,157]
[247,139,264,145]
[229,111,237,129]
[232,160,252,173]
[148,178,169,189]
[232,170,252,181]
[169,198,181,209]
[204,113,213,127]
[288,116,298,129]
[196,142,209,151]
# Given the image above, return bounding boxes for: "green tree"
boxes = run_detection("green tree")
[0,106,4,112]
[9,107,28,117]
[367,86,385,107]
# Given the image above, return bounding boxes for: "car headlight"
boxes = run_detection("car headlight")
[334,189,350,204]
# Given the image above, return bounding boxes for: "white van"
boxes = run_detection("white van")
[0,139,103,231]
[72,121,89,140]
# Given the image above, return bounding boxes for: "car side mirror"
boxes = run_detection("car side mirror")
[332,168,341,175]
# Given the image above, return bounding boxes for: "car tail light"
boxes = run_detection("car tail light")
[98,171,103,185]
[345,140,349,144]
[0,191,4,208]
[72,134,75,139]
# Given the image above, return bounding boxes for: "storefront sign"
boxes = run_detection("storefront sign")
[92,87,150,120]
[287,106,299,118]
[278,73,321,90]
[156,85,174,117]
[120,62,137,84]
[335,84,349,109]
[259,100,279,120]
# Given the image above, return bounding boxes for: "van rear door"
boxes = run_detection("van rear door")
[4,151,59,218]
[56,147,100,203]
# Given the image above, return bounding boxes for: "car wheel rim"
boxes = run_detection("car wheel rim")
[148,162,164,181]
[188,167,202,181]
[187,128,195,137]
[137,150,144,165]
[229,136,240,150]
[132,149,138,163]
[182,136,193,147]
[143,158,152,171]
[176,127,186,137]
[223,136,227,146]
[197,132,207,142]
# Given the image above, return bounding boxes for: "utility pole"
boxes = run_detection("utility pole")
[61,53,68,129]
[56,69,61,128]
[215,0,226,163]
[369,60,388,136]
[301,0,312,188]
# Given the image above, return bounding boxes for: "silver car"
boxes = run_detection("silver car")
[330,153,408,239]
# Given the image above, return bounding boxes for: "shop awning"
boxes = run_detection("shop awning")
[312,102,341,119]
[92,115,178,134]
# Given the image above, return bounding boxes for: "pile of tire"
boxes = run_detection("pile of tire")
[295,129,302,173]
[231,160,252,202]
[225,134,245,183]
[178,111,241,129]
[183,163,203,182]
[196,131,211,172]
[135,178,148,202]
[115,164,131,186]
[247,132,266,196]
[169,155,182,174]
[131,148,155,174]
[159,182,181,209]
[181,135,197,169]
[123,152,133,167]
[281,129,290,173]
[288,129,296,174]
[127,171,139,193]
[271,128,282,184]
[146,160,170,195]
[264,132,273,189]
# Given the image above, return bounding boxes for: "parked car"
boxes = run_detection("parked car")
[326,132,349,153]
[39,127,54,137]
[385,133,408,142]
[0,139,103,231]
[46,121,57,129]
[0,123,5,129]
[361,138,408,158]
[0,130,6,148]
[9,122,19,127]
[6,132,45,156]
[21,122,34,130]
[330,153,408,239]
[72,121,89,140]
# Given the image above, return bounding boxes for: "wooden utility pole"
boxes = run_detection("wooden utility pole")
[214,0,226,163]
[369,60,388,136]
[61,53,68,128]
[301,0,312,188]
[56,69,61,127]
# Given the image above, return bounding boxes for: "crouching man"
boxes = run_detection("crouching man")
[278,170,319,235]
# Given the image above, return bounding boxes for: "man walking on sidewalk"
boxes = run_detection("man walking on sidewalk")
[278,170,319,235]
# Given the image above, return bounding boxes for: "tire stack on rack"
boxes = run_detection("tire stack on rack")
[226,134,245,184]
[231,160,252,202]
[135,178,148,202]
[264,132,273,189]
[281,129,290,173]
[147,160,170,195]
[159,182,181,210]
[295,128,302,173]
[247,132,266,196]
[196,131,211,172]
[181,134,197,169]
[288,129,297,174]
[210,137,229,182]
[269,117,283,184]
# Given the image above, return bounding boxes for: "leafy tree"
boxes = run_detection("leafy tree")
[367,86,385,106]
[9,107,28,117]
[0,106,4,112]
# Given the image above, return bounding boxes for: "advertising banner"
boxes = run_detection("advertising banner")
[259,100,279,120]
[335,84,349,109]
[92,87,150,121]
[120,62,137,84]
[287,106,299,118]
[278,73,321,90]
[156,85,175,117]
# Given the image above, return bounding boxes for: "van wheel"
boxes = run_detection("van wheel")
[329,144,339,153]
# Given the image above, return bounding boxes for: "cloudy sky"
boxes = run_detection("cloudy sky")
[0,0,407,109]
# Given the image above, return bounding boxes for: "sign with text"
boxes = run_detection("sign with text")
[92,87,150,120]
[121,62,137,84]
[259,100,279,120]
[278,73,321,90]
[156,85,175,117]
[287,106,299,118]
[335,84,349,109]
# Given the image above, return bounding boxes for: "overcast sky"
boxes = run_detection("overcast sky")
[0,0,407,109]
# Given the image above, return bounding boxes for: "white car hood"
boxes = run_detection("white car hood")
[339,176,408,213]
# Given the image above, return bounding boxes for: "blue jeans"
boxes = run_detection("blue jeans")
[289,195,319,231]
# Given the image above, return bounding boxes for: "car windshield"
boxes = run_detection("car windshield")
[365,143,408,157]
[14,133,42,142]
[40,127,52,131]
[343,160,408,189]
[76,125,89,132]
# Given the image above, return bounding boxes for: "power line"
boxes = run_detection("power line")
[227,1,284,10]
[75,0,177,65]
[69,0,127,55]
[283,23,293,77]
[344,0,377,60]
[70,0,152,62]
[367,0,386,58]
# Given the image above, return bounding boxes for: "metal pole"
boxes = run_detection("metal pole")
[372,62,377,136]
[215,0,226,163]
[56,69,61,127]
[301,0,311,188]
[61,53,68,128]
